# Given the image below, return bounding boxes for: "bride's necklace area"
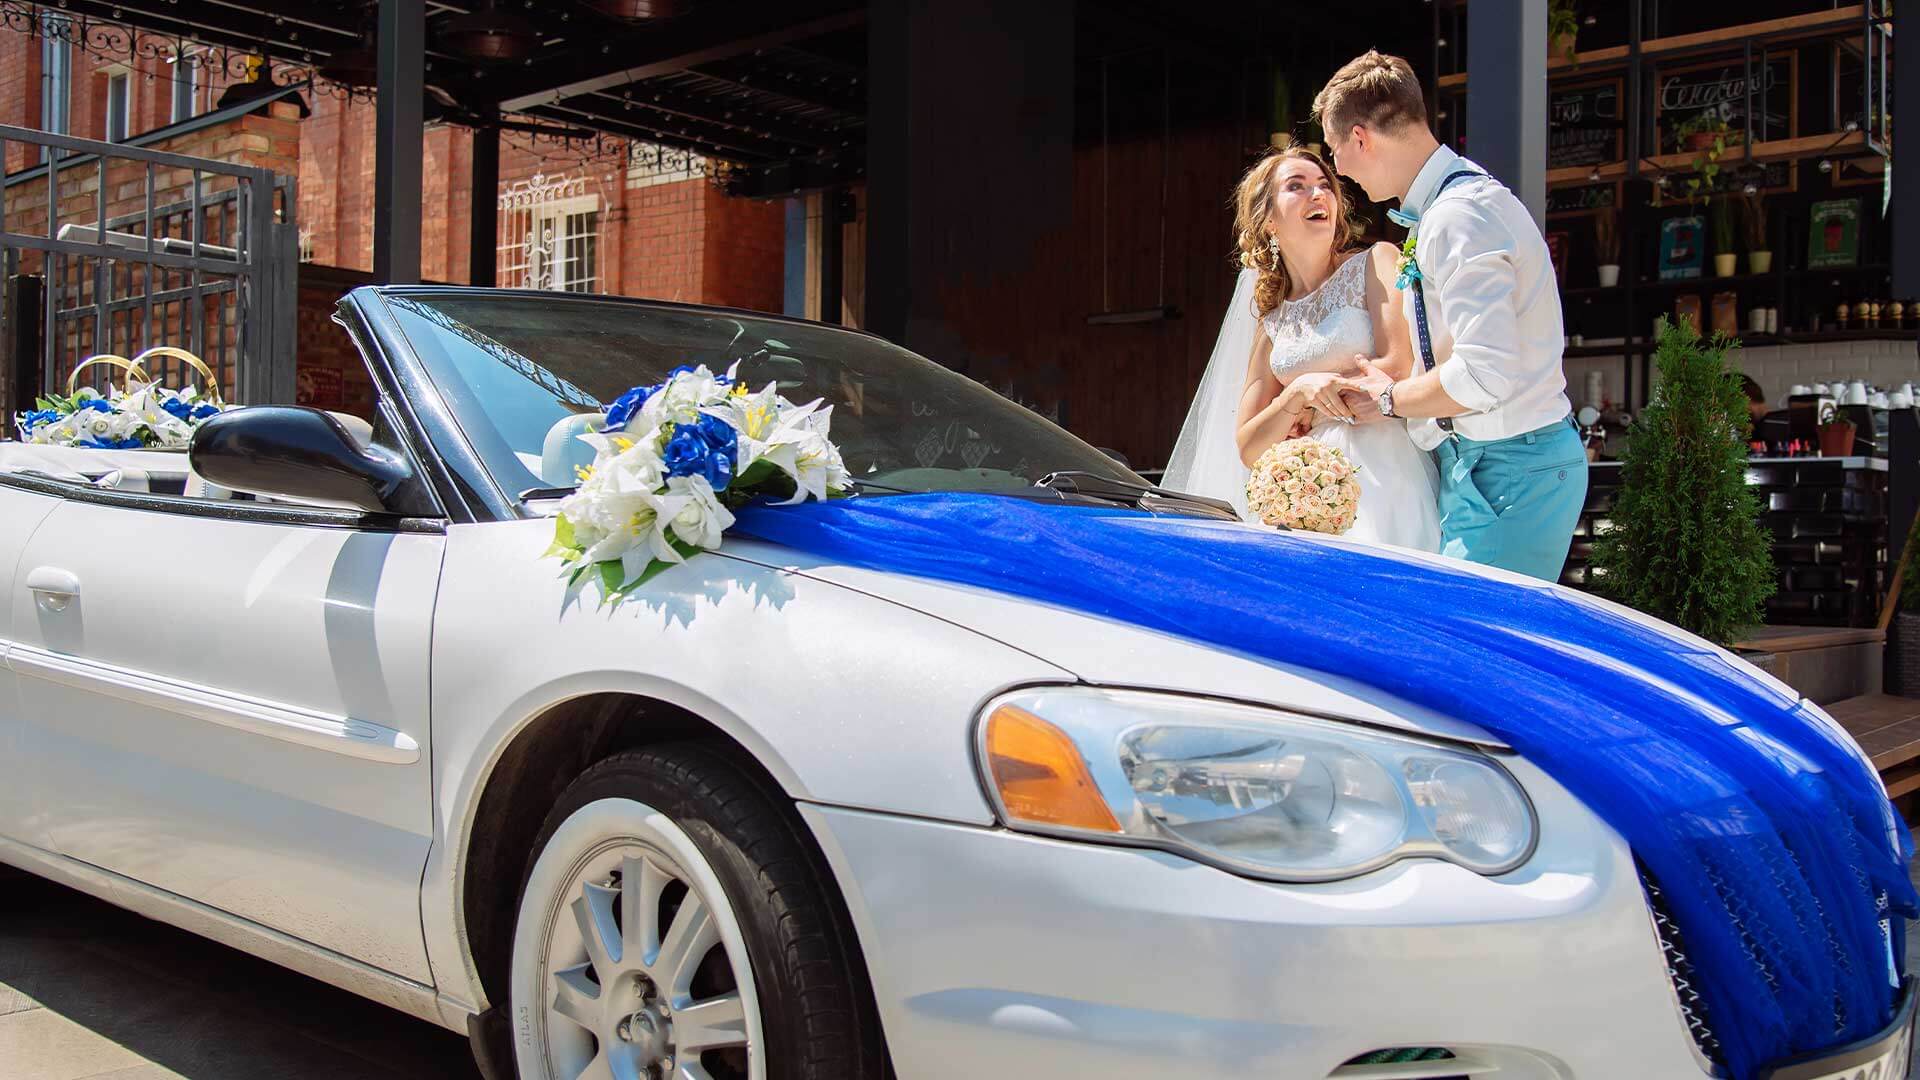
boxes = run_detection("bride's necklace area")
[1282,249,1346,304]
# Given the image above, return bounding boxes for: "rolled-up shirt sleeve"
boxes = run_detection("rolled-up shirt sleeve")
[1421,202,1520,414]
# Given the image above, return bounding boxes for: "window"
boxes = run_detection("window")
[105,72,130,142]
[170,53,197,123]
[497,177,600,293]
[39,14,71,157]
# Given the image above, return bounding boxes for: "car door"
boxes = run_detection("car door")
[7,445,443,984]
[0,481,65,851]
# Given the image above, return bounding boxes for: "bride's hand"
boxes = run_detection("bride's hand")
[1278,372,1355,422]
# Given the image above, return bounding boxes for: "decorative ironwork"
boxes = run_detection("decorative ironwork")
[498,174,601,293]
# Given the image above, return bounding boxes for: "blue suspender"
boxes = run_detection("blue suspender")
[1408,169,1484,437]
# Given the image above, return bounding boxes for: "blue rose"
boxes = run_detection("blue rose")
[663,422,736,491]
[77,398,114,414]
[161,397,194,421]
[693,413,737,452]
[189,401,220,421]
[20,408,59,432]
[602,385,652,432]
[79,434,144,450]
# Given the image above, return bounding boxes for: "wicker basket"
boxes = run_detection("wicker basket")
[1894,612,1920,699]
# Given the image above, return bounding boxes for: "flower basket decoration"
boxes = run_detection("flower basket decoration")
[546,362,850,601]
[14,346,228,449]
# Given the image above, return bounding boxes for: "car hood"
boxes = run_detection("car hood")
[726,509,1806,752]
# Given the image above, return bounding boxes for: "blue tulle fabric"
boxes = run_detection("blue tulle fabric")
[734,492,1917,1078]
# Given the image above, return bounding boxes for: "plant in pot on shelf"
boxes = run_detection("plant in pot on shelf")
[1591,318,1774,647]
[1548,0,1580,64]
[1737,189,1772,274]
[1594,204,1621,287]
[1710,196,1739,277]
[1675,111,1743,205]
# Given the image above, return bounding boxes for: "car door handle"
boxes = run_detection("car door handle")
[25,566,80,612]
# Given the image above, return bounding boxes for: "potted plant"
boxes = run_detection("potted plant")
[1594,204,1620,287]
[1674,112,1744,204]
[1739,190,1772,273]
[1549,0,1580,64]
[1892,512,1920,698]
[1710,197,1738,277]
[1590,319,1774,646]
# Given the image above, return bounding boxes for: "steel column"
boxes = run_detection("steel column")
[469,117,499,287]
[1466,0,1547,227]
[374,0,424,284]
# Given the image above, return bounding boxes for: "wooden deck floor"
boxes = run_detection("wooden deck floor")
[1828,695,1920,799]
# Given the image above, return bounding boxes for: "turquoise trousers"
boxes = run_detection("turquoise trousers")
[1432,417,1589,582]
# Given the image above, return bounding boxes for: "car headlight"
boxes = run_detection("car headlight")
[975,686,1536,882]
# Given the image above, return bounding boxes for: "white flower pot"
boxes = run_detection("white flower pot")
[1713,253,1738,277]
[1597,264,1621,288]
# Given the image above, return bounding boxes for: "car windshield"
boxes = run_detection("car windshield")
[381,292,1144,501]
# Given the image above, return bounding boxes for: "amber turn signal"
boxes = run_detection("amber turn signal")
[983,704,1122,833]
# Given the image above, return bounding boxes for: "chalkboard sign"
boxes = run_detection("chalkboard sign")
[1657,54,1797,150]
[1547,182,1618,216]
[1549,81,1622,169]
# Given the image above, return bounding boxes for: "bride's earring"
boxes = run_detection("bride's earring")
[1267,235,1280,269]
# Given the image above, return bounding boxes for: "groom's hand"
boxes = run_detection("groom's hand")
[1340,359,1396,423]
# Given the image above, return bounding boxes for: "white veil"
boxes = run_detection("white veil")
[1163,267,1260,519]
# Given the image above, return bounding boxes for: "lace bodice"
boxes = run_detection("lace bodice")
[1263,251,1373,381]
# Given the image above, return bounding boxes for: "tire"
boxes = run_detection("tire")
[509,744,885,1080]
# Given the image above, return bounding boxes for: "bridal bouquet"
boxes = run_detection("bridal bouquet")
[547,362,850,600]
[1245,437,1360,534]
[16,381,225,450]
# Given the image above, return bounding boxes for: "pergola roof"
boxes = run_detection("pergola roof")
[31,0,870,194]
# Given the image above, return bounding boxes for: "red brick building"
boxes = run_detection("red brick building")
[0,22,788,416]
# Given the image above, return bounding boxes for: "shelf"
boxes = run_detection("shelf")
[1436,5,1871,90]
[1644,131,1871,173]
[1561,269,1891,298]
[1562,330,1916,357]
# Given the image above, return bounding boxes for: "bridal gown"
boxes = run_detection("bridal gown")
[1263,252,1442,552]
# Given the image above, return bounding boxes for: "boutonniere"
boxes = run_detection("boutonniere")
[1395,230,1421,290]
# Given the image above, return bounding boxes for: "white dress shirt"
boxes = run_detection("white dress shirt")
[1398,146,1573,451]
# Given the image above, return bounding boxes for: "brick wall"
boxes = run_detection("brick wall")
[293,264,379,417]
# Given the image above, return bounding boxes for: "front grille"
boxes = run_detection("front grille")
[1331,1047,1469,1078]
[1642,872,1727,1069]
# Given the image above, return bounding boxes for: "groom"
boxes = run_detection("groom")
[1318,51,1587,582]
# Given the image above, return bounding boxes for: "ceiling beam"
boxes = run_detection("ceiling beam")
[495,6,864,113]
[687,56,864,117]
[520,102,791,163]
[47,0,350,61]
[582,85,855,152]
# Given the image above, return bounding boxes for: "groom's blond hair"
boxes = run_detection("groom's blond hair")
[1313,51,1427,136]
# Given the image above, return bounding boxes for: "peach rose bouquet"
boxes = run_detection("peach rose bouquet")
[1245,437,1360,534]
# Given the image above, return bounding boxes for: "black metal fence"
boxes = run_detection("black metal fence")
[0,123,295,428]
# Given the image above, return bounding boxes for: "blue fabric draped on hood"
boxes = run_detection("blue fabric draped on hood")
[733,492,1917,1079]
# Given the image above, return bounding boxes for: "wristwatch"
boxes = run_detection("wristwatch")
[1378,382,1397,418]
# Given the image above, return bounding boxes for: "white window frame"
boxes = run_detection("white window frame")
[40,13,72,158]
[170,50,199,124]
[105,70,131,142]
[498,177,601,293]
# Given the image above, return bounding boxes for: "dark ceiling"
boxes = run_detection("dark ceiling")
[33,0,1428,197]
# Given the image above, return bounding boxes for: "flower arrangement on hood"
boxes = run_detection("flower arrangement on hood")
[546,362,850,600]
[15,381,225,450]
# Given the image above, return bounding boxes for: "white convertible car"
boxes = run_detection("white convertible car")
[0,287,1908,1080]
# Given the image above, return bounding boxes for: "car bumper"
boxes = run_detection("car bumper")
[800,757,1713,1080]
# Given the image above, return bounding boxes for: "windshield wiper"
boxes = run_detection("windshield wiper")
[519,477,922,503]
[1033,471,1240,521]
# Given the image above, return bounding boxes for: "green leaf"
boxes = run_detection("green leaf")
[733,457,778,488]
[597,560,626,596]
[553,514,576,550]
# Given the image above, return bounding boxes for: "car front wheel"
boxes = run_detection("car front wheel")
[510,744,884,1080]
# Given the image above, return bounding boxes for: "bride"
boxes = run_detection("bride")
[1165,144,1441,552]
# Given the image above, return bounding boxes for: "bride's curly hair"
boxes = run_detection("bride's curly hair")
[1233,143,1365,318]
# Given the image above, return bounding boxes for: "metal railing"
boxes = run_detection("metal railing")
[0,122,296,419]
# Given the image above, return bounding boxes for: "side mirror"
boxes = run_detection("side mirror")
[189,406,421,514]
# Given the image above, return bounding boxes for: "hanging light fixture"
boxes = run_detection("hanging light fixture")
[442,0,541,61]
[589,0,680,20]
